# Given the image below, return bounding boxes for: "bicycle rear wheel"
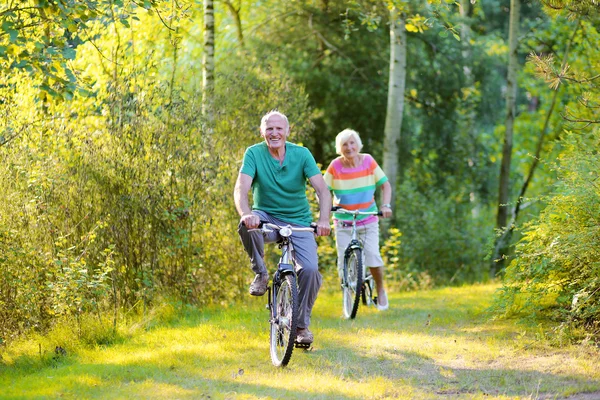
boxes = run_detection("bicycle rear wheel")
[270,274,298,367]
[362,276,373,306]
[342,248,363,319]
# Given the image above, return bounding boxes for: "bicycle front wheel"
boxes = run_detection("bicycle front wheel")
[342,248,363,319]
[270,274,299,367]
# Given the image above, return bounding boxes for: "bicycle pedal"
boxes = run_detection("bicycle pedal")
[294,342,312,349]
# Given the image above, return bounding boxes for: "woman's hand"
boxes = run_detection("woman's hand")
[381,205,392,219]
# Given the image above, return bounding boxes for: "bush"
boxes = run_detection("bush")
[495,131,600,338]
[391,180,494,287]
[0,56,312,343]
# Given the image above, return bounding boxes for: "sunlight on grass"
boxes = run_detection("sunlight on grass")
[2,283,599,399]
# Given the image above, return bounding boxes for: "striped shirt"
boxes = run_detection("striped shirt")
[323,154,388,225]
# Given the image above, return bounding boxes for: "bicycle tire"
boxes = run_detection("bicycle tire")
[342,248,363,319]
[270,274,298,367]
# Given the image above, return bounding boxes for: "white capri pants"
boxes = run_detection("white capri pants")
[335,220,384,278]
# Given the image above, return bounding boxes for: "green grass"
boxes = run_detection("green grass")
[1,283,599,399]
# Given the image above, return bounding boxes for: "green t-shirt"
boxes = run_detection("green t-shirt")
[240,142,321,226]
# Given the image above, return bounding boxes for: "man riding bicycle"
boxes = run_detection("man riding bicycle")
[234,110,331,345]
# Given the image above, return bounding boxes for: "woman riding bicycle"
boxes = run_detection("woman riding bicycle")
[323,129,392,311]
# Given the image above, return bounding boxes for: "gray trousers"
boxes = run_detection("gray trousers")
[238,210,322,329]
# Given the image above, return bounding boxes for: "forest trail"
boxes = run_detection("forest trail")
[2,284,599,399]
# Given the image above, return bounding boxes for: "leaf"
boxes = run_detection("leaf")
[62,46,77,60]
[7,29,19,43]
[405,24,419,33]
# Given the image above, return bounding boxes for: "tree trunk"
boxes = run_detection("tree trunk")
[223,1,244,48]
[492,19,580,267]
[459,0,481,219]
[202,0,215,126]
[492,0,520,273]
[381,7,407,214]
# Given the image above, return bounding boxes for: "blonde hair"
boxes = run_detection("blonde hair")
[335,129,363,155]
[260,110,289,134]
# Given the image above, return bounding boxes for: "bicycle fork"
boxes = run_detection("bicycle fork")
[268,241,295,318]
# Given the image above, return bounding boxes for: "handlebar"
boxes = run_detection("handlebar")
[331,206,383,217]
[245,220,318,234]
[259,221,317,233]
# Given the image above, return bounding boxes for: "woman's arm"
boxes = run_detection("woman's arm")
[379,181,392,218]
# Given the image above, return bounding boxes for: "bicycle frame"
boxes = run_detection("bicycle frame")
[250,221,316,366]
[333,207,382,317]
[336,208,381,284]
[268,232,295,316]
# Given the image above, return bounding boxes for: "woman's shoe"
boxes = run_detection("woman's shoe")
[376,291,389,311]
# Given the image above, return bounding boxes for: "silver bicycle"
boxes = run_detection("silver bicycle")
[332,207,383,319]
[250,221,316,367]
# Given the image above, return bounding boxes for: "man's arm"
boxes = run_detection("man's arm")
[234,172,260,229]
[309,174,332,237]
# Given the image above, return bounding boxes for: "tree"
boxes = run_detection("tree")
[494,1,600,336]
[492,0,520,273]
[492,17,581,276]
[223,0,245,48]
[381,5,407,209]
[0,0,161,101]
[202,0,215,125]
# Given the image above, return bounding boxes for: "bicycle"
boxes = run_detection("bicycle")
[332,206,383,319]
[249,221,317,367]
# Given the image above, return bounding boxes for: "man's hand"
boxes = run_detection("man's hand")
[240,213,260,229]
[315,219,331,237]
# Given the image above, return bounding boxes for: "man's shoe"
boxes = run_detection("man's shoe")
[249,273,269,296]
[296,327,314,345]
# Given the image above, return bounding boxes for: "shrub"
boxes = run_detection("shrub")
[495,131,600,338]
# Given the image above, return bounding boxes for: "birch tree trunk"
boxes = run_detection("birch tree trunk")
[459,0,480,218]
[492,0,520,272]
[202,0,215,126]
[381,7,407,213]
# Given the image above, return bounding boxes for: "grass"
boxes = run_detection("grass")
[1,283,599,399]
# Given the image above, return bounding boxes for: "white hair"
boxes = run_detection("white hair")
[260,110,289,133]
[335,128,363,155]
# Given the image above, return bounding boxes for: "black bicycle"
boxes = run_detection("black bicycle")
[332,206,383,319]
[250,221,316,367]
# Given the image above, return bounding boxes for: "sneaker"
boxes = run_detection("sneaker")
[249,273,269,296]
[296,327,314,344]
[376,291,389,311]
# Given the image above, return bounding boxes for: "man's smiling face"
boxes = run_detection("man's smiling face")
[261,114,289,153]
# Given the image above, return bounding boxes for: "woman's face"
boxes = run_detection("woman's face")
[341,137,359,159]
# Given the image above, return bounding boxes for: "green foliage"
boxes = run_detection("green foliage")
[495,131,600,337]
[541,0,600,18]
[0,0,161,101]
[380,227,435,290]
[0,7,312,343]
[392,180,493,286]
[491,5,600,339]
